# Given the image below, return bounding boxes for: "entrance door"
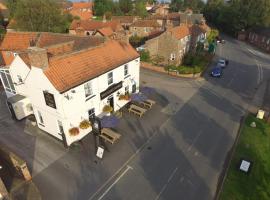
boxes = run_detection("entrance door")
[6,101,16,119]
[108,96,114,111]
[132,84,136,93]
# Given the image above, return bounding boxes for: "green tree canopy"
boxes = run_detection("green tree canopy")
[12,0,72,33]
[119,0,133,14]
[204,0,270,35]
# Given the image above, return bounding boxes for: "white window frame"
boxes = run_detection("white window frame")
[0,69,16,94]
[84,81,93,98]
[107,72,113,85]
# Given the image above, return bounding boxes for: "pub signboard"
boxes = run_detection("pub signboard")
[100,81,123,100]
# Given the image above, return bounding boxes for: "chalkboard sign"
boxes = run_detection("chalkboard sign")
[43,91,57,109]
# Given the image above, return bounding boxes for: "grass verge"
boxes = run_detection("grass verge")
[220,114,270,200]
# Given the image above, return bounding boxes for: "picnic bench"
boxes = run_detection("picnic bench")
[99,128,121,144]
[141,99,156,109]
[128,104,147,117]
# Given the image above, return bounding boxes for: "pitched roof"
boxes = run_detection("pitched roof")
[0,32,38,51]
[72,2,93,9]
[111,16,137,24]
[130,20,161,28]
[168,25,191,40]
[167,12,181,20]
[70,20,122,32]
[45,40,139,93]
[70,9,93,20]
[0,31,104,52]
[96,27,114,37]
[179,13,204,24]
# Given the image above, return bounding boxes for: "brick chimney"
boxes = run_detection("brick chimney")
[27,47,48,70]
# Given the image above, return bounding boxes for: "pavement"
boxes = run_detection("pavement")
[0,36,269,200]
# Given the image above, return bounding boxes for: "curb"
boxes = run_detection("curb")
[214,113,248,200]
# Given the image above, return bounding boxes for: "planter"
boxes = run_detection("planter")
[69,127,80,136]
[103,105,113,113]
[79,120,91,129]
[119,94,131,101]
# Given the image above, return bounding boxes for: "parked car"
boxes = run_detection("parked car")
[218,59,229,68]
[211,66,222,77]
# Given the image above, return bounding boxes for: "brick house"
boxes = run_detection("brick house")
[69,19,123,36]
[144,25,191,66]
[111,16,139,30]
[144,24,207,66]
[130,20,163,37]
[247,28,270,53]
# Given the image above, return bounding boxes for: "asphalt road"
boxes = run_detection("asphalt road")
[89,37,270,200]
[0,36,269,200]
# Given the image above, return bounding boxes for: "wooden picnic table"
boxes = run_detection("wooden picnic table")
[99,128,121,144]
[128,104,147,117]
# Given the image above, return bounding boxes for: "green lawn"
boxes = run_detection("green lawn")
[220,115,270,200]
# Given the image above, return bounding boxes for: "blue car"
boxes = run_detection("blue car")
[211,66,222,77]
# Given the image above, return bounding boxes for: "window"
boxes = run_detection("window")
[107,72,113,85]
[38,111,44,124]
[57,120,64,134]
[43,91,57,109]
[267,39,270,45]
[170,53,176,61]
[88,108,95,120]
[124,64,129,76]
[125,86,129,94]
[84,81,93,97]
[0,70,16,94]
[132,84,136,93]
[17,75,23,83]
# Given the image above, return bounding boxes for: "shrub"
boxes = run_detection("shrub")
[129,35,145,47]
[151,55,165,65]
[183,53,194,66]
[69,127,80,136]
[79,120,91,129]
[140,50,150,62]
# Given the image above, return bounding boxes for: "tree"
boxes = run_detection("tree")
[13,0,71,33]
[170,0,184,12]
[119,0,133,14]
[93,0,114,16]
[183,0,205,12]
[134,0,148,18]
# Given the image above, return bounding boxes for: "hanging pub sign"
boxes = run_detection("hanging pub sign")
[100,81,123,100]
[43,91,57,109]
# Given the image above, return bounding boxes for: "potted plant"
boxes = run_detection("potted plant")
[69,127,80,136]
[119,93,131,101]
[79,120,91,129]
[103,105,113,113]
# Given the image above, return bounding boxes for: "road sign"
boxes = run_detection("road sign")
[96,146,104,159]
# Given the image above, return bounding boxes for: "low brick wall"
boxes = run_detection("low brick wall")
[140,62,202,78]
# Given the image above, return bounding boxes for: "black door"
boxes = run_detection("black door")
[132,84,136,93]
[108,96,114,111]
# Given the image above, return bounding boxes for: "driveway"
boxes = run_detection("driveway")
[0,36,269,200]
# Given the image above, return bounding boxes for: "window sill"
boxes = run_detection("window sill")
[86,95,96,101]
[39,123,45,127]
[124,74,131,79]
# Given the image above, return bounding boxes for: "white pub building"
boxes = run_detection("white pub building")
[0,32,140,146]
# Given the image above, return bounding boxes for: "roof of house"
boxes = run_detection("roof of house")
[111,16,137,24]
[168,25,191,40]
[72,2,93,9]
[70,20,122,32]
[167,12,181,20]
[0,32,39,51]
[179,13,204,24]
[96,27,114,37]
[70,9,93,20]
[45,40,139,93]
[0,32,104,52]
[130,20,161,28]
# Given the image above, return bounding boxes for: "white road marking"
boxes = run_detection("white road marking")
[247,48,264,85]
[187,130,203,152]
[97,165,133,200]
[155,167,178,200]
